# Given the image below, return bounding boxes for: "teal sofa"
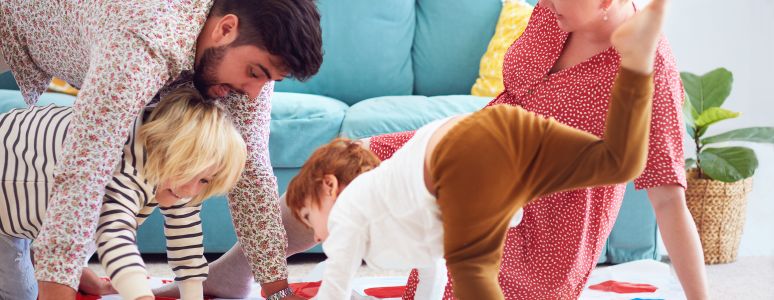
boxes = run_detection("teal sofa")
[0,0,659,264]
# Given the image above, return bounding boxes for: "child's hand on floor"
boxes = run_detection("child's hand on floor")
[78,267,118,295]
[78,277,117,295]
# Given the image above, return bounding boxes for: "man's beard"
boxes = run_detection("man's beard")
[193,45,227,99]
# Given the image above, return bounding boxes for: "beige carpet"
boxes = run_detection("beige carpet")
[89,255,774,299]
[704,256,774,299]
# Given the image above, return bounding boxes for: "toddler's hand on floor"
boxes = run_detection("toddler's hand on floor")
[78,277,117,295]
[78,267,118,295]
[98,280,118,295]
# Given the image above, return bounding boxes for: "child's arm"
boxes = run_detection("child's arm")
[95,182,152,300]
[160,202,207,300]
[78,267,117,295]
[316,214,368,300]
[95,122,156,300]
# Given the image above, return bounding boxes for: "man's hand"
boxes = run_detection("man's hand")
[263,279,309,299]
[38,281,77,300]
[263,279,292,298]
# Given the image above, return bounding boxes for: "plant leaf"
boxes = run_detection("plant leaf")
[694,107,740,127]
[686,125,696,139]
[696,126,709,138]
[682,92,699,126]
[685,158,697,170]
[680,68,733,115]
[702,127,774,144]
[699,147,758,182]
[680,72,703,112]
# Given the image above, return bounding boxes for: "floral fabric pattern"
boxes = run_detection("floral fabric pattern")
[0,0,286,289]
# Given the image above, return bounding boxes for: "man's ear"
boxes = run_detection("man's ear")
[211,14,240,46]
[322,174,339,197]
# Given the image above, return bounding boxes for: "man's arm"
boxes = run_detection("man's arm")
[32,33,170,297]
[222,82,290,294]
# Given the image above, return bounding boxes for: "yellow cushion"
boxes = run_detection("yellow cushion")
[48,78,79,96]
[471,0,533,97]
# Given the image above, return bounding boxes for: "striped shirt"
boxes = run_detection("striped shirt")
[0,105,207,299]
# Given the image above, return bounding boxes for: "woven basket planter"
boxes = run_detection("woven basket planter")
[685,169,753,264]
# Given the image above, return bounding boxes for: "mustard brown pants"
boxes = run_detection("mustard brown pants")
[429,68,654,300]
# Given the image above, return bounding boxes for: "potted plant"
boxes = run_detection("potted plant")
[681,67,774,264]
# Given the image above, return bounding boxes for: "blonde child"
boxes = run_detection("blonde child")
[285,1,671,299]
[0,88,247,300]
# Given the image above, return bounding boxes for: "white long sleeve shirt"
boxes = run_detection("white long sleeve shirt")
[317,118,451,300]
[318,115,524,300]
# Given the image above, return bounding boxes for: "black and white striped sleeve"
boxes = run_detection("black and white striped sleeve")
[161,201,207,299]
[94,117,155,300]
[95,174,151,300]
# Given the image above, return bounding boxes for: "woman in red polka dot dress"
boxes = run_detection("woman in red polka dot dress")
[368,0,708,299]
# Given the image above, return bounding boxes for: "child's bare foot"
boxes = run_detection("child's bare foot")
[611,0,670,74]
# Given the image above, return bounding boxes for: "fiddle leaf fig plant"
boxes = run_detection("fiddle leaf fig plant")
[682,68,774,182]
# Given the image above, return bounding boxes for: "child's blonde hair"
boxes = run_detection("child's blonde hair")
[139,88,247,205]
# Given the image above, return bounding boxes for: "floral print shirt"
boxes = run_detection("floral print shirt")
[0,0,286,289]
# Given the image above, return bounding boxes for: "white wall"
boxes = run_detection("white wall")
[638,0,774,256]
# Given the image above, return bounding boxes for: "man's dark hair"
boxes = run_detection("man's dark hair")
[211,0,323,81]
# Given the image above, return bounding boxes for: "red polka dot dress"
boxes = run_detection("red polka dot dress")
[368,4,687,300]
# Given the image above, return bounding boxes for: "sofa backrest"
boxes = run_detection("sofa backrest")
[276,0,538,105]
[411,0,503,96]
[276,0,417,105]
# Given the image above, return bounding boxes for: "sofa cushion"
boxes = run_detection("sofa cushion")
[269,92,349,168]
[340,95,491,140]
[412,0,502,96]
[601,183,661,263]
[0,72,19,91]
[471,0,533,97]
[0,89,76,113]
[275,0,416,105]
